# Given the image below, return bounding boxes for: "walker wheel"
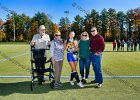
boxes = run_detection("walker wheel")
[50,80,55,89]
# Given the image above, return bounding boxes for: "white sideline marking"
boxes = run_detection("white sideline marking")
[0,76,140,79]
[0,45,29,46]
[0,52,29,62]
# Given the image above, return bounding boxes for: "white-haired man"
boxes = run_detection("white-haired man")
[31,25,50,84]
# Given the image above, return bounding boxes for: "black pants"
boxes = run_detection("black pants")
[34,57,46,77]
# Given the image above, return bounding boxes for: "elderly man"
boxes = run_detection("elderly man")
[90,26,105,88]
[31,25,50,84]
[31,25,50,49]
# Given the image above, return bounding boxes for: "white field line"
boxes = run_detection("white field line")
[0,52,29,62]
[0,45,29,46]
[0,76,140,79]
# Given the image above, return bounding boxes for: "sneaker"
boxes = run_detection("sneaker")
[57,82,62,87]
[81,79,87,84]
[70,81,74,86]
[77,82,84,88]
[54,83,59,88]
[42,78,45,82]
[54,86,59,88]
[97,84,102,88]
[39,82,42,85]
[91,80,98,84]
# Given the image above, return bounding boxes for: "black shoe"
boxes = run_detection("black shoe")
[42,79,45,82]
[91,80,98,84]
[42,77,45,82]
[39,81,42,85]
[54,83,59,88]
[81,79,87,84]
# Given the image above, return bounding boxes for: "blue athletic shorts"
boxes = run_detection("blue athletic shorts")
[67,52,78,62]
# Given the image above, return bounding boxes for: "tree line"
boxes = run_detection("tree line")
[0,7,140,42]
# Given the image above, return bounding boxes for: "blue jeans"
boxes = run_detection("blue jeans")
[134,46,137,51]
[91,53,103,84]
[79,57,91,79]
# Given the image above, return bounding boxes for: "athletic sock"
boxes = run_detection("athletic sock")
[70,72,74,81]
[73,72,80,83]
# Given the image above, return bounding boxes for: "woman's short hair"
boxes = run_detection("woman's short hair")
[81,31,89,40]
[54,31,61,35]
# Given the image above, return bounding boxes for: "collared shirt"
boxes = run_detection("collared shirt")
[31,33,50,57]
[90,34,105,53]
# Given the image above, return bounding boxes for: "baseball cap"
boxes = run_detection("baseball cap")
[39,25,46,30]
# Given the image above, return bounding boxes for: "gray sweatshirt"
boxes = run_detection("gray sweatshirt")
[50,38,64,61]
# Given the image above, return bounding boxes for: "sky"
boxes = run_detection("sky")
[0,0,140,24]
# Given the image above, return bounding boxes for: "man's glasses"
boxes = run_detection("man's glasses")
[91,30,96,32]
[55,35,61,36]
[82,35,87,37]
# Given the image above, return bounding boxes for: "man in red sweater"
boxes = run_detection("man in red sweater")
[90,26,105,88]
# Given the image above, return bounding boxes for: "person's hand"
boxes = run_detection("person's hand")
[77,48,79,53]
[94,52,101,55]
[31,40,36,45]
[74,40,78,47]
[64,40,67,50]
[51,57,55,64]
[47,41,51,45]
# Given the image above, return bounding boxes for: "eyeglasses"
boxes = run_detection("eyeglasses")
[91,30,96,32]
[55,35,61,36]
[82,35,87,36]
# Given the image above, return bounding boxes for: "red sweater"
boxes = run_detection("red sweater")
[90,34,105,53]
[112,42,116,47]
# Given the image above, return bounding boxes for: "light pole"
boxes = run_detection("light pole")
[47,14,53,35]
[11,11,15,41]
[64,11,69,17]
[128,19,132,39]
[64,10,69,28]
[64,10,69,38]
[119,17,124,41]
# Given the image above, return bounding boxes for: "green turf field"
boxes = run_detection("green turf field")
[0,43,140,100]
